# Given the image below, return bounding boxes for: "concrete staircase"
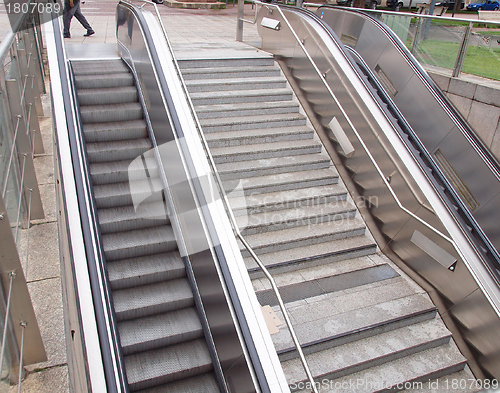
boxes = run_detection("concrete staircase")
[72,59,219,392]
[177,47,476,392]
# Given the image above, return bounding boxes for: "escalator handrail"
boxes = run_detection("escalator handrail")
[313,5,500,278]
[261,2,456,245]
[123,1,319,392]
[49,11,127,393]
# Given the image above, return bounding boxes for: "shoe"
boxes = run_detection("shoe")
[83,30,94,37]
[63,34,70,38]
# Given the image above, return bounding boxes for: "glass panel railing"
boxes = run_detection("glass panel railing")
[462,22,500,80]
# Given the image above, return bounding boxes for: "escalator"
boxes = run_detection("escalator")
[46,2,286,392]
[254,3,500,380]
[72,58,218,391]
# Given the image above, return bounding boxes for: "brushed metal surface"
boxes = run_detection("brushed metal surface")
[257,4,500,378]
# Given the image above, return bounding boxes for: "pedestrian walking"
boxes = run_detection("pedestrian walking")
[63,0,95,38]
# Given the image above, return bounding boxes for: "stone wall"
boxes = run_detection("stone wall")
[428,69,500,160]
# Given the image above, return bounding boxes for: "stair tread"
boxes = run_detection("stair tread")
[186,75,285,86]
[119,307,203,355]
[195,100,297,113]
[295,341,467,392]
[205,125,313,143]
[243,217,367,252]
[228,184,347,212]
[107,251,185,290]
[228,167,338,193]
[210,139,321,157]
[181,64,279,75]
[237,197,356,232]
[190,88,292,99]
[113,278,194,320]
[217,152,330,175]
[124,338,213,390]
[244,235,376,271]
[282,318,456,386]
[201,112,306,127]
[270,287,438,353]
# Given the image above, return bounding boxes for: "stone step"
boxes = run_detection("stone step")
[190,88,292,106]
[217,153,331,181]
[228,184,347,216]
[206,127,314,150]
[124,339,213,391]
[245,235,376,277]
[211,139,322,164]
[80,102,143,124]
[282,319,459,390]
[238,197,356,236]
[83,120,148,143]
[97,201,169,234]
[77,86,138,106]
[85,138,151,163]
[267,284,437,360]
[181,64,280,80]
[93,178,163,209]
[118,307,203,355]
[107,251,185,290]
[177,57,275,70]
[113,278,194,322]
[224,167,338,197]
[200,113,307,133]
[195,100,299,119]
[242,217,367,257]
[185,76,286,93]
[102,226,177,262]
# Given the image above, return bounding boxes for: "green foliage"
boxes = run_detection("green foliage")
[415,38,500,80]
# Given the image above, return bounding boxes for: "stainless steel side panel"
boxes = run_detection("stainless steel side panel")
[257,5,500,378]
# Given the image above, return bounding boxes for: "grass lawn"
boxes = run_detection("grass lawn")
[415,39,500,80]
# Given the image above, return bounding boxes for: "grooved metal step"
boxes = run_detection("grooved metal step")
[124,339,213,391]
[107,251,185,290]
[73,57,216,392]
[119,307,203,355]
[113,278,194,321]
[138,372,220,393]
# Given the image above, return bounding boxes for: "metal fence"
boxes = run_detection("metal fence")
[0,12,47,388]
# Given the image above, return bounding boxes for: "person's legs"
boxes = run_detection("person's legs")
[62,0,77,37]
[73,2,94,34]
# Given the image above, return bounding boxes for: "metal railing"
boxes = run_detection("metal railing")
[238,2,500,80]
[134,1,320,391]
[0,11,46,388]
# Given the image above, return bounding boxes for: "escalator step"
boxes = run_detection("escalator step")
[83,120,147,143]
[77,86,138,106]
[72,59,130,76]
[119,307,203,355]
[90,155,159,185]
[107,251,185,290]
[138,372,220,393]
[113,278,195,321]
[97,201,169,234]
[93,177,163,209]
[124,339,213,391]
[80,102,143,124]
[74,72,134,89]
[85,138,151,163]
[102,226,177,261]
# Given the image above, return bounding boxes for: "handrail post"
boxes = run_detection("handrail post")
[237,0,245,41]
[452,21,472,78]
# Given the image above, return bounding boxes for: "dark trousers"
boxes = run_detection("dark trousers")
[63,0,92,36]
